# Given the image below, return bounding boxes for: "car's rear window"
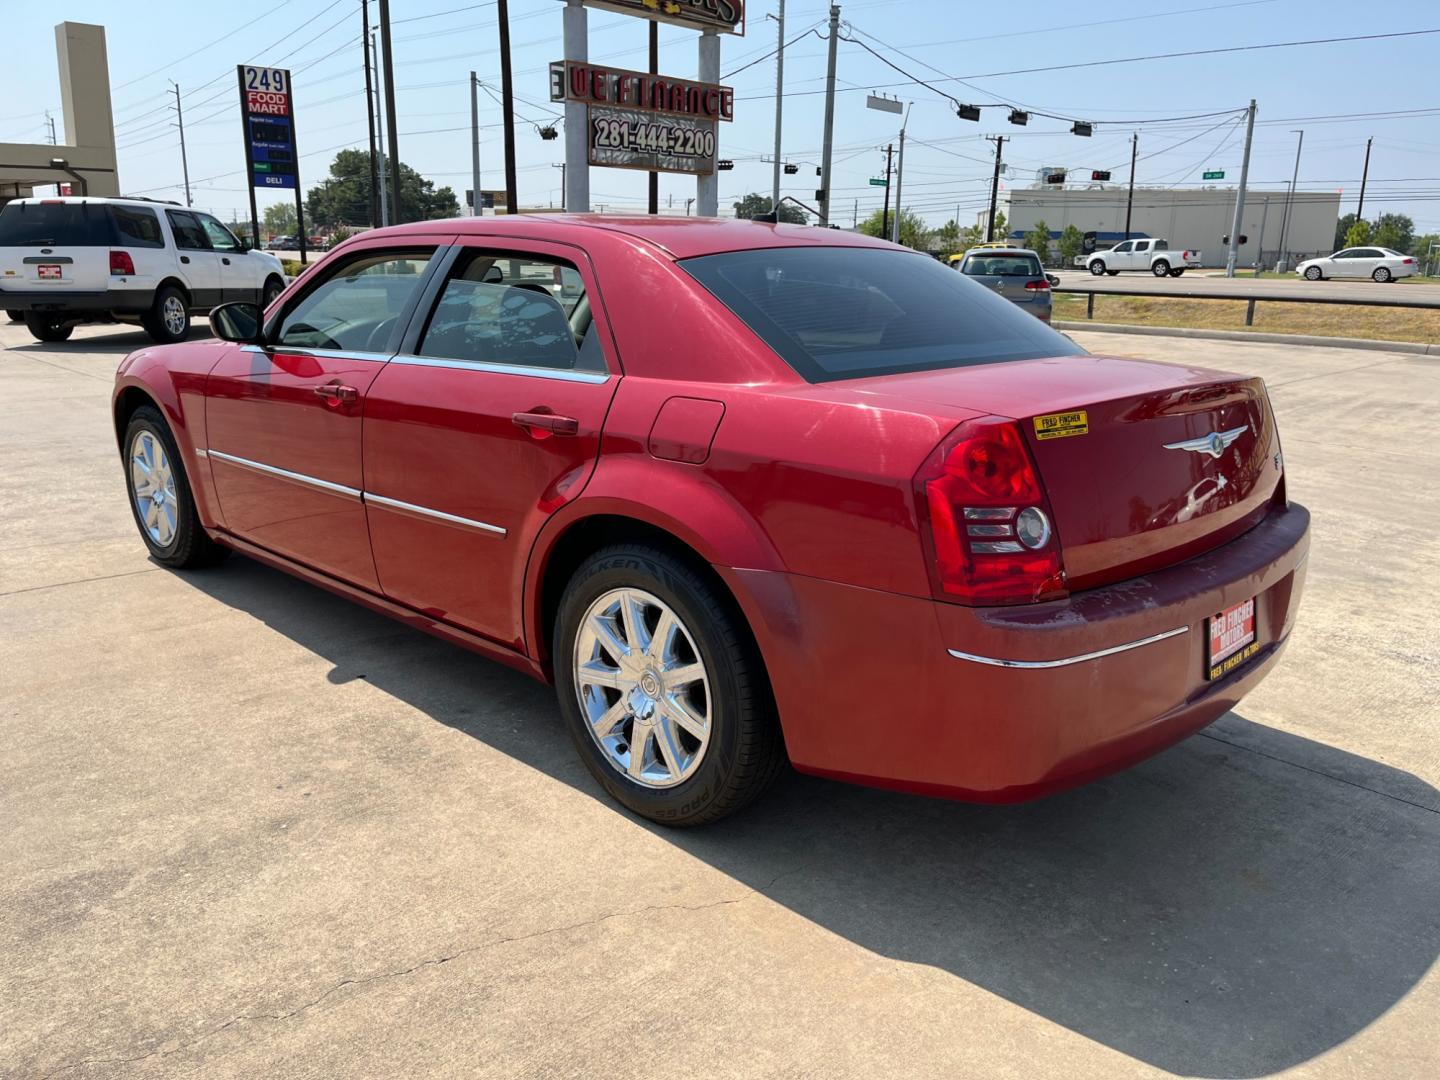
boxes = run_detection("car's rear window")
[0,201,113,246]
[679,246,1083,382]
[962,252,1042,277]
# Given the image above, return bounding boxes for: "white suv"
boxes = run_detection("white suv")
[0,196,286,343]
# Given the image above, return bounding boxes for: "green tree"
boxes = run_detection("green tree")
[1058,223,1084,265]
[934,219,961,257]
[1334,212,1358,251]
[732,192,807,224]
[1343,218,1372,247]
[1372,212,1414,252]
[263,202,297,239]
[857,207,931,249]
[306,148,458,228]
[1024,219,1051,263]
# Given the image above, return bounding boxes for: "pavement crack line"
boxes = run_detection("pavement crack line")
[1198,730,1439,815]
[1,567,161,597]
[36,885,789,1077]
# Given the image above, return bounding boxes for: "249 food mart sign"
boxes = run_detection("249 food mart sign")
[237,65,298,190]
[549,60,733,175]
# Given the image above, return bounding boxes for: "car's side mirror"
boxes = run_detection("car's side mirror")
[237,237,252,252]
[1047,274,1060,287]
[209,301,264,344]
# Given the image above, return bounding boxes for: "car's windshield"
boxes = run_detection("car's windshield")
[680,246,1083,383]
[962,253,1042,277]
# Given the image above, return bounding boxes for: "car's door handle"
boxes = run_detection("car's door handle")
[314,383,359,404]
[179,255,190,264]
[513,410,579,436]
[222,257,231,265]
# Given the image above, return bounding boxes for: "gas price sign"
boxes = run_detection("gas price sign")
[238,65,298,190]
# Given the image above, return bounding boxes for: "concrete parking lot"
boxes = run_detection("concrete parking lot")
[2,319,1438,1078]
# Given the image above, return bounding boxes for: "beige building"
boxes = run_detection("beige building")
[0,23,120,202]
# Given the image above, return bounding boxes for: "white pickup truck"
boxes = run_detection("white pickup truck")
[1085,238,1201,278]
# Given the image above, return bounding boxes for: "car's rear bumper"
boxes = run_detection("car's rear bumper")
[722,501,1309,802]
[0,288,151,315]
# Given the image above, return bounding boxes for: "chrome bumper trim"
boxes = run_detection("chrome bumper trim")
[948,625,1190,669]
[364,492,507,536]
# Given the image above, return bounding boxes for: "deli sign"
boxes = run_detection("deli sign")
[583,0,744,33]
[549,60,733,122]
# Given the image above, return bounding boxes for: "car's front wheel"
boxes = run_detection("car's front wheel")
[1152,260,1171,276]
[122,405,228,568]
[1304,266,1323,281]
[143,285,191,344]
[23,312,73,342]
[1088,261,1106,276]
[554,544,784,826]
[1373,267,1392,283]
[6,309,22,322]
[262,275,284,309]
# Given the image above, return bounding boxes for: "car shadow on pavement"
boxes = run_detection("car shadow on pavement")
[184,556,1440,1080]
[3,326,212,354]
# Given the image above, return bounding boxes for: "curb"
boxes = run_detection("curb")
[1053,320,1440,356]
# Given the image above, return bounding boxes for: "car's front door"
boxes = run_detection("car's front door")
[1330,248,1361,277]
[204,240,447,589]
[1110,240,1135,268]
[164,209,222,308]
[361,240,620,649]
[196,211,260,303]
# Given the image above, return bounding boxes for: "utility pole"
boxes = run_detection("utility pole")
[378,0,401,223]
[1124,132,1137,240]
[362,0,379,227]
[470,72,482,217]
[1224,98,1256,278]
[171,83,192,208]
[818,4,840,226]
[1276,128,1303,271]
[45,111,56,145]
[881,143,894,241]
[553,163,566,210]
[648,20,659,214]
[770,0,785,210]
[372,29,389,226]
[985,135,1006,241]
[497,0,518,214]
[891,103,910,244]
[1356,136,1373,222]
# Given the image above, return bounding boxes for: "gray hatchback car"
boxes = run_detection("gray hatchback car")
[954,247,1057,322]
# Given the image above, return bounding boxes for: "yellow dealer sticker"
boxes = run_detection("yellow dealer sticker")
[1033,410,1089,440]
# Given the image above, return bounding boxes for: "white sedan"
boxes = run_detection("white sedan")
[1296,247,1418,282]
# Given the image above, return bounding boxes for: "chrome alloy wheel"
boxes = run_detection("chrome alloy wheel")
[574,587,711,789]
[129,430,178,547]
[162,295,187,336]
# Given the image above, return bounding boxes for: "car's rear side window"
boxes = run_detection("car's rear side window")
[680,246,1083,382]
[109,206,165,248]
[0,201,112,246]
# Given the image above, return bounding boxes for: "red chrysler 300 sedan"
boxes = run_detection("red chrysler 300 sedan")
[112,216,1309,825]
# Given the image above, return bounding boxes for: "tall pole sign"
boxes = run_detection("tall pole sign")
[237,65,307,263]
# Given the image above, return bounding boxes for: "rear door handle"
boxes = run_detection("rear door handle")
[222,257,231,265]
[513,410,579,436]
[179,255,190,264]
[314,383,359,404]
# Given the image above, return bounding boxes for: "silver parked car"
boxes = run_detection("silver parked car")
[1296,246,1418,282]
[954,247,1057,322]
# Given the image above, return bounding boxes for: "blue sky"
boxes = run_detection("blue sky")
[3,0,1438,231]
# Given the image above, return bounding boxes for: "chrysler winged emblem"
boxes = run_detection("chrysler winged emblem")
[1163,425,1248,459]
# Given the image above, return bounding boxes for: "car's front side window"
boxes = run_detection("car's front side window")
[165,210,210,251]
[197,214,240,252]
[274,249,435,352]
[414,251,606,373]
[1114,241,1134,253]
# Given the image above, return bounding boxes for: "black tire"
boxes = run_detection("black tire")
[6,309,22,322]
[1152,259,1171,277]
[261,275,284,309]
[1304,266,1323,281]
[1373,267,1391,283]
[1169,268,1186,277]
[121,405,228,569]
[1088,261,1106,276]
[143,285,191,344]
[23,312,73,342]
[553,544,784,827]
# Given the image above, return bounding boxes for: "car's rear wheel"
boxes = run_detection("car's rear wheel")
[22,312,73,342]
[1304,266,1323,281]
[262,275,284,309]
[122,405,228,569]
[143,285,190,344]
[1373,267,1392,283]
[6,309,22,322]
[1088,261,1106,276]
[1152,260,1171,276]
[554,544,783,826]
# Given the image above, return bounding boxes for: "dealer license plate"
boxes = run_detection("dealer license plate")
[37,264,62,280]
[1208,597,1258,680]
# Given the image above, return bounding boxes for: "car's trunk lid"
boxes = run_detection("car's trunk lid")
[846,354,1282,590]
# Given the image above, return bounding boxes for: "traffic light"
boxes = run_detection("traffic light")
[783,163,798,175]
[716,159,734,171]
[1222,234,1249,245]
[1008,109,1028,126]
[956,104,981,122]
[1090,170,1111,181]
[1044,170,1067,185]
[1072,121,1093,137]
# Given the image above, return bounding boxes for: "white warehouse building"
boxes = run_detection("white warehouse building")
[987,184,1341,268]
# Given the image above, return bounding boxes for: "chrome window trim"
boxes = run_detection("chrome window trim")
[363,492,507,537]
[206,449,362,501]
[239,344,394,364]
[390,353,610,384]
[948,625,1190,669]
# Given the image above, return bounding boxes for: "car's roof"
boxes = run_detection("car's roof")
[4,195,181,209]
[370,213,901,260]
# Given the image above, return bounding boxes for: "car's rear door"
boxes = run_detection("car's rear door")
[362,239,619,649]
[204,238,448,589]
[0,199,111,296]
[163,209,222,308]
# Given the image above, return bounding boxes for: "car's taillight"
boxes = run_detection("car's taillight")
[1403,258,1415,264]
[1025,279,1049,290]
[913,417,1067,606]
[109,250,135,276]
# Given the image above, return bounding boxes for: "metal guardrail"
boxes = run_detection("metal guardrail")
[1053,284,1440,326]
